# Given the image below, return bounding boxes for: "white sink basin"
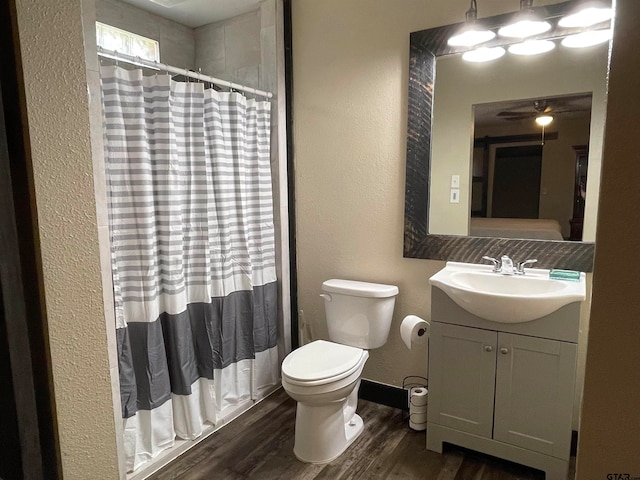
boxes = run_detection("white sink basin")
[429,261,586,323]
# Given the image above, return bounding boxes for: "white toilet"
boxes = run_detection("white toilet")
[281,279,399,464]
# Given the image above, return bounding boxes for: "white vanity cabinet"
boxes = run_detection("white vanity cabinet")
[493,332,576,457]
[428,323,497,438]
[427,287,581,479]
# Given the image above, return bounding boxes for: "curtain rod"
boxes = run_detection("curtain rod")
[97,46,273,99]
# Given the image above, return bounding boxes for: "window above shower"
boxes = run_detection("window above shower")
[96,21,160,63]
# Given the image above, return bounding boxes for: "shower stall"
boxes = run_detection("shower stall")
[84,0,290,475]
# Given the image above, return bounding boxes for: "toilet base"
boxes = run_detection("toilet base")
[283,349,368,464]
[294,412,364,464]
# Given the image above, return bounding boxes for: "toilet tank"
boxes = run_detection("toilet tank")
[321,279,399,349]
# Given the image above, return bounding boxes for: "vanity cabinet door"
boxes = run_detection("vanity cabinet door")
[493,333,577,459]
[428,322,497,438]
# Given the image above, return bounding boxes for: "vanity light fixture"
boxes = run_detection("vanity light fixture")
[462,46,506,63]
[561,29,612,48]
[498,0,551,38]
[448,0,496,47]
[508,39,556,55]
[459,0,612,63]
[558,1,613,28]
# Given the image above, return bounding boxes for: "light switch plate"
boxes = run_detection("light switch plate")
[451,175,460,188]
[450,188,460,203]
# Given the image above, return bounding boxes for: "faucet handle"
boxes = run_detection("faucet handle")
[482,256,501,272]
[516,259,538,274]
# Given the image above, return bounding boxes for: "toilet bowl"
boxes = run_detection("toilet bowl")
[282,340,369,463]
[281,279,398,464]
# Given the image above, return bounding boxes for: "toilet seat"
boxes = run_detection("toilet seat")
[282,340,366,387]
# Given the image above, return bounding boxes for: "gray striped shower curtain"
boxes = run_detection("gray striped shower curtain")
[101,66,279,472]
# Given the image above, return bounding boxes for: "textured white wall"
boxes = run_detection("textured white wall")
[14,0,121,477]
[291,0,477,386]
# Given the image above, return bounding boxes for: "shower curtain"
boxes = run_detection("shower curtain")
[100,66,280,472]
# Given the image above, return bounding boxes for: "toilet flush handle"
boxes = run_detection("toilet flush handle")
[319,293,332,302]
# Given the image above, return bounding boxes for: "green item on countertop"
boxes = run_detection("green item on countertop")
[549,269,581,281]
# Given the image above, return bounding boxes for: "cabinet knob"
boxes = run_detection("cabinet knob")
[484,345,493,352]
[500,347,509,355]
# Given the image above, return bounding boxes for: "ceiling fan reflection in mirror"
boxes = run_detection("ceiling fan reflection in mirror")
[496,94,592,122]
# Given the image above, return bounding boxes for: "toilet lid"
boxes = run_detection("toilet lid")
[322,279,399,298]
[282,340,365,383]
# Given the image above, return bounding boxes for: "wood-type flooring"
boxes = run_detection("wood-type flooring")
[149,388,575,480]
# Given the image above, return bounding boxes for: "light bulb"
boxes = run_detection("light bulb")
[499,18,551,38]
[462,47,506,63]
[448,27,496,47]
[561,29,612,48]
[535,115,553,126]
[559,6,613,28]
[509,40,556,56]
[448,0,496,47]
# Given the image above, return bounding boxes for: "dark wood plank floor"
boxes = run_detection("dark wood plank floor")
[149,388,575,480]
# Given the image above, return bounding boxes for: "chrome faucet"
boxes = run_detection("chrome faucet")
[515,259,538,275]
[482,255,518,275]
[500,255,515,275]
[483,255,538,275]
[482,255,501,272]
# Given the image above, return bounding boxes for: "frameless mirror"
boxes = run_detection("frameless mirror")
[404,0,611,271]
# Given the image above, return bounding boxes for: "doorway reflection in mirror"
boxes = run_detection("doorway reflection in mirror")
[470,93,592,241]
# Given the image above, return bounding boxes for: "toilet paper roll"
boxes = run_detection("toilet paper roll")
[400,315,430,350]
[410,387,428,407]
[409,419,427,431]
[409,405,427,415]
[410,412,428,424]
[409,407,427,423]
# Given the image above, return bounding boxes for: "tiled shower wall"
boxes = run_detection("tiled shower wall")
[195,12,260,88]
